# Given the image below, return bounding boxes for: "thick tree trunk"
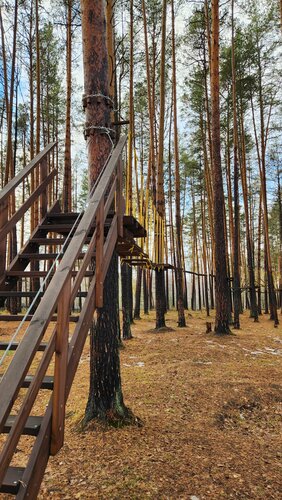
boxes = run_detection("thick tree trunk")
[81,0,129,423]
[85,253,133,424]
[134,267,142,320]
[121,262,132,339]
[231,0,240,329]
[63,0,72,212]
[155,0,167,329]
[171,0,185,327]
[155,269,166,328]
[210,0,231,334]
[143,269,149,315]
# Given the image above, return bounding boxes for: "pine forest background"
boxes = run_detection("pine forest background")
[0,0,281,315]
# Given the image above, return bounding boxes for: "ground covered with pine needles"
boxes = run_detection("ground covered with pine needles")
[1,310,282,499]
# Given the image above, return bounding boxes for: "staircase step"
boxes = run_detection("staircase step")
[18,252,86,260]
[46,212,80,219]
[19,253,61,260]
[0,466,25,494]
[0,291,88,298]
[38,224,78,233]
[0,314,79,322]
[4,415,43,436]
[6,270,95,277]
[0,342,47,351]
[31,237,68,245]
[23,375,54,390]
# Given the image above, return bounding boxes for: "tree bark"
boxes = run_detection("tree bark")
[155,0,167,330]
[210,0,231,334]
[63,0,72,212]
[121,262,133,339]
[231,0,240,329]
[134,267,142,320]
[171,0,185,326]
[81,0,129,424]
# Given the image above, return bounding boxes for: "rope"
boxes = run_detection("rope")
[83,93,115,106]
[83,125,115,146]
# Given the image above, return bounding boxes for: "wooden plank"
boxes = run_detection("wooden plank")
[0,315,79,322]
[123,215,147,237]
[37,223,77,232]
[0,170,57,243]
[40,157,48,219]
[3,415,43,436]
[102,214,118,282]
[0,342,47,351]
[0,142,56,204]
[18,253,59,260]
[104,177,117,218]
[66,273,97,398]
[116,158,124,238]
[0,200,8,278]
[51,277,71,455]
[0,291,88,298]
[0,466,25,494]
[46,212,80,219]
[6,270,94,277]
[95,202,104,308]
[70,231,97,305]
[0,331,56,485]
[23,375,54,390]
[31,238,67,245]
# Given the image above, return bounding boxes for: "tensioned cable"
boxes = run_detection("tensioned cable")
[0,139,114,369]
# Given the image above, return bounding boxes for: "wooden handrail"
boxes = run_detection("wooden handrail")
[0,142,57,278]
[0,136,127,485]
[0,170,56,242]
[0,142,56,204]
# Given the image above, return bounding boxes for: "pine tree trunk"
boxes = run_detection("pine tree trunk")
[81,0,129,423]
[171,0,185,326]
[239,105,258,320]
[134,267,142,320]
[121,262,132,339]
[231,0,240,329]
[257,195,262,315]
[63,0,72,212]
[85,253,132,423]
[210,0,231,334]
[155,0,167,329]
[143,269,149,315]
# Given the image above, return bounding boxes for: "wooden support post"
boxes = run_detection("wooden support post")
[0,199,8,278]
[116,158,124,238]
[40,156,48,219]
[96,201,104,308]
[51,275,71,456]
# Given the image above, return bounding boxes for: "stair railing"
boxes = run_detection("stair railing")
[0,143,57,281]
[0,136,126,487]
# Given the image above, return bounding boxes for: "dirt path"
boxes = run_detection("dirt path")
[1,310,282,499]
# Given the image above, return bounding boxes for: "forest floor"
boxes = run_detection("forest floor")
[1,309,282,499]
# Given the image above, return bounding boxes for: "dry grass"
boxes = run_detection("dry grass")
[1,310,282,499]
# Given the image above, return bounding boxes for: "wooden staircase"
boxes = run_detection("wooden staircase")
[0,136,146,498]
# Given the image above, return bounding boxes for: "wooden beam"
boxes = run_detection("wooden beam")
[0,142,56,204]
[51,276,71,455]
[0,170,56,242]
[95,202,105,308]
